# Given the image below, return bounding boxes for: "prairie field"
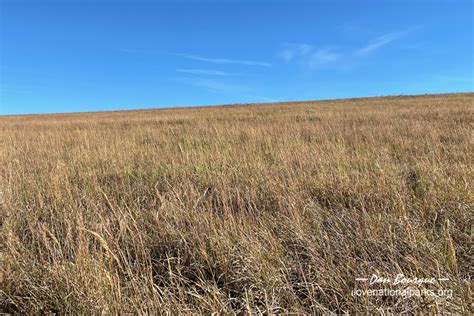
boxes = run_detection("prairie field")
[0,93,472,313]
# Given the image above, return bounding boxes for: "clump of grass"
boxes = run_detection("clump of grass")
[0,93,472,313]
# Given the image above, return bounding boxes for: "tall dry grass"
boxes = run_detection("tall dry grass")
[0,93,472,313]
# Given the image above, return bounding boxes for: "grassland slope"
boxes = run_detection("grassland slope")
[1,93,472,313]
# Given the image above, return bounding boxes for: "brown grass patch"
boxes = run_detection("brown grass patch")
[0,93,472,313]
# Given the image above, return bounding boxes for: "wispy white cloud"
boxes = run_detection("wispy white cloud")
[279,43,313,62]
[309,48,342,68]
[356,32,403,55]
[280,29,411,70]
[175,53,271,67]
[176,69,235,76]
[279,43,342,69]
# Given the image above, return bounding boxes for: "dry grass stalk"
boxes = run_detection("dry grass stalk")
[0,93,472,313]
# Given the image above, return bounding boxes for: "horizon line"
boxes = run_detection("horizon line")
[1,91,472,117]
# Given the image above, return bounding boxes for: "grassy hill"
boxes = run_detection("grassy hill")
[1,93,472,313]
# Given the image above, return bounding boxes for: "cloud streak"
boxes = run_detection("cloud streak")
[279,43,312,62]
[279,43,342,69]
[309,48,342,67]
[280,29,410,70]
[356,32,403,55]
[175,53,271,67]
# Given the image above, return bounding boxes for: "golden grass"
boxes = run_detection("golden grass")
[0,93,473,313]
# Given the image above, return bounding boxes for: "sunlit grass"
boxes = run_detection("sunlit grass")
[1,93,472,313]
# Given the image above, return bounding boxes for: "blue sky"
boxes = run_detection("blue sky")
[0,0,472,114]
